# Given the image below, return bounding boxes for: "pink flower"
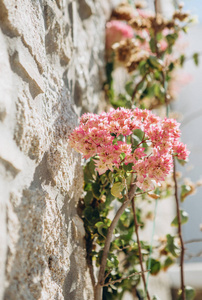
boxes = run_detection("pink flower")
[106,20,134,50]
[136,177,155,191]
[173,142,190,161]
[69,108,189,191]
[133,148,147,160]
[159,39,168,51]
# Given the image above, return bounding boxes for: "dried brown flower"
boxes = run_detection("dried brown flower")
[135,0,147,9]
[173,10,190,22]
[111,3,135,21]
[129,15,151,30]
[113,38,138,65]
[126,50,149,72]
[149,14,169,32]
[166,20,175,30]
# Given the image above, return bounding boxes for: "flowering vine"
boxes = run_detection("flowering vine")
[69,1,200,299]
[70,107,189,299]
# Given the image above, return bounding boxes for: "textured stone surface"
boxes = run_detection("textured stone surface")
[0,0,111,299]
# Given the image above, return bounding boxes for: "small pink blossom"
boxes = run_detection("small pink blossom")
[173,142,190,161]
[136,177,155,191]
[106,20,134,51]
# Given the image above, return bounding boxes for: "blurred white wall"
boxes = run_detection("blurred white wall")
[172,23,202,264]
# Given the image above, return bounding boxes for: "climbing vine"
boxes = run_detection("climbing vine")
[70,1,200,299]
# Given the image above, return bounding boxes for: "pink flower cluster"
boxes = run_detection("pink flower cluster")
[69,108,189,191]
[106,20,134,51]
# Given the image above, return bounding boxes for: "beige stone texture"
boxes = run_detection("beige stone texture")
[0,0,111,299]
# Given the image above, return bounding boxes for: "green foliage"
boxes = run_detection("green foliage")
[111,182,125,199]
[166,33,178,48]
[181,184,192,202]
[193,52,199,66]
[147,258,161,275]
[165,234,180,257]
[81,157,154,298]
[84,158,96,183]
[110,93,132,109]
[171,210,189,227]
[178,286,195,300]
[180,54,185,67]
[163,256,175,271]
[148,56,164,71]
[149,38,157,53]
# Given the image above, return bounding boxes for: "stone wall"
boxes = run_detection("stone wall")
[0,0,111,299]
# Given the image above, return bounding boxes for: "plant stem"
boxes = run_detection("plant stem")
[102,270,148,287]
[154,0,158,14]
[173,159,185,300]
[154,0,160,58]
[184,238,202,244]
[131,73,149,103]
[161,70,169,108]
[94,183,137,300]
[132,198,151,300]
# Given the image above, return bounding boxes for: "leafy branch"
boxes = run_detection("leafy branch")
[102,270,149,287]
[173,159,185,300]
[132,197,151,300]
[95,183,137,300]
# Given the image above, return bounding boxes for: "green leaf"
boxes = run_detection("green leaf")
[83,207,100,225]
[180,54,185,67]
[123,163,133,172]
[120,226,134,242]
[111,94,132,109]
[168,62,175,72]
[107,253,119,269]
[125,81,134,96]
[163,256,175,271]
[84,159,96,183]
[193,52,199,66]
[132,129,145,147]
[139,60,149,75]
[136,79,148,93]
[95,221,108,237]
[120,152,126,161]
[165,234,180,257]
[178,286,195,300]
[149,56,164,70]
[166,33,178,47]
[83,206,93,219]
[147,258,161,275]
[152,84,165,102]
[156,32,163,41]
[119,209,131,228]
[149,38,156,53]
[92,182,101,199]
[111,182,125,199]
[182,26,188,34]
[112,138,118,145]
[171,210,189,227]
[84,191,93,206]
[181,184,192,202]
